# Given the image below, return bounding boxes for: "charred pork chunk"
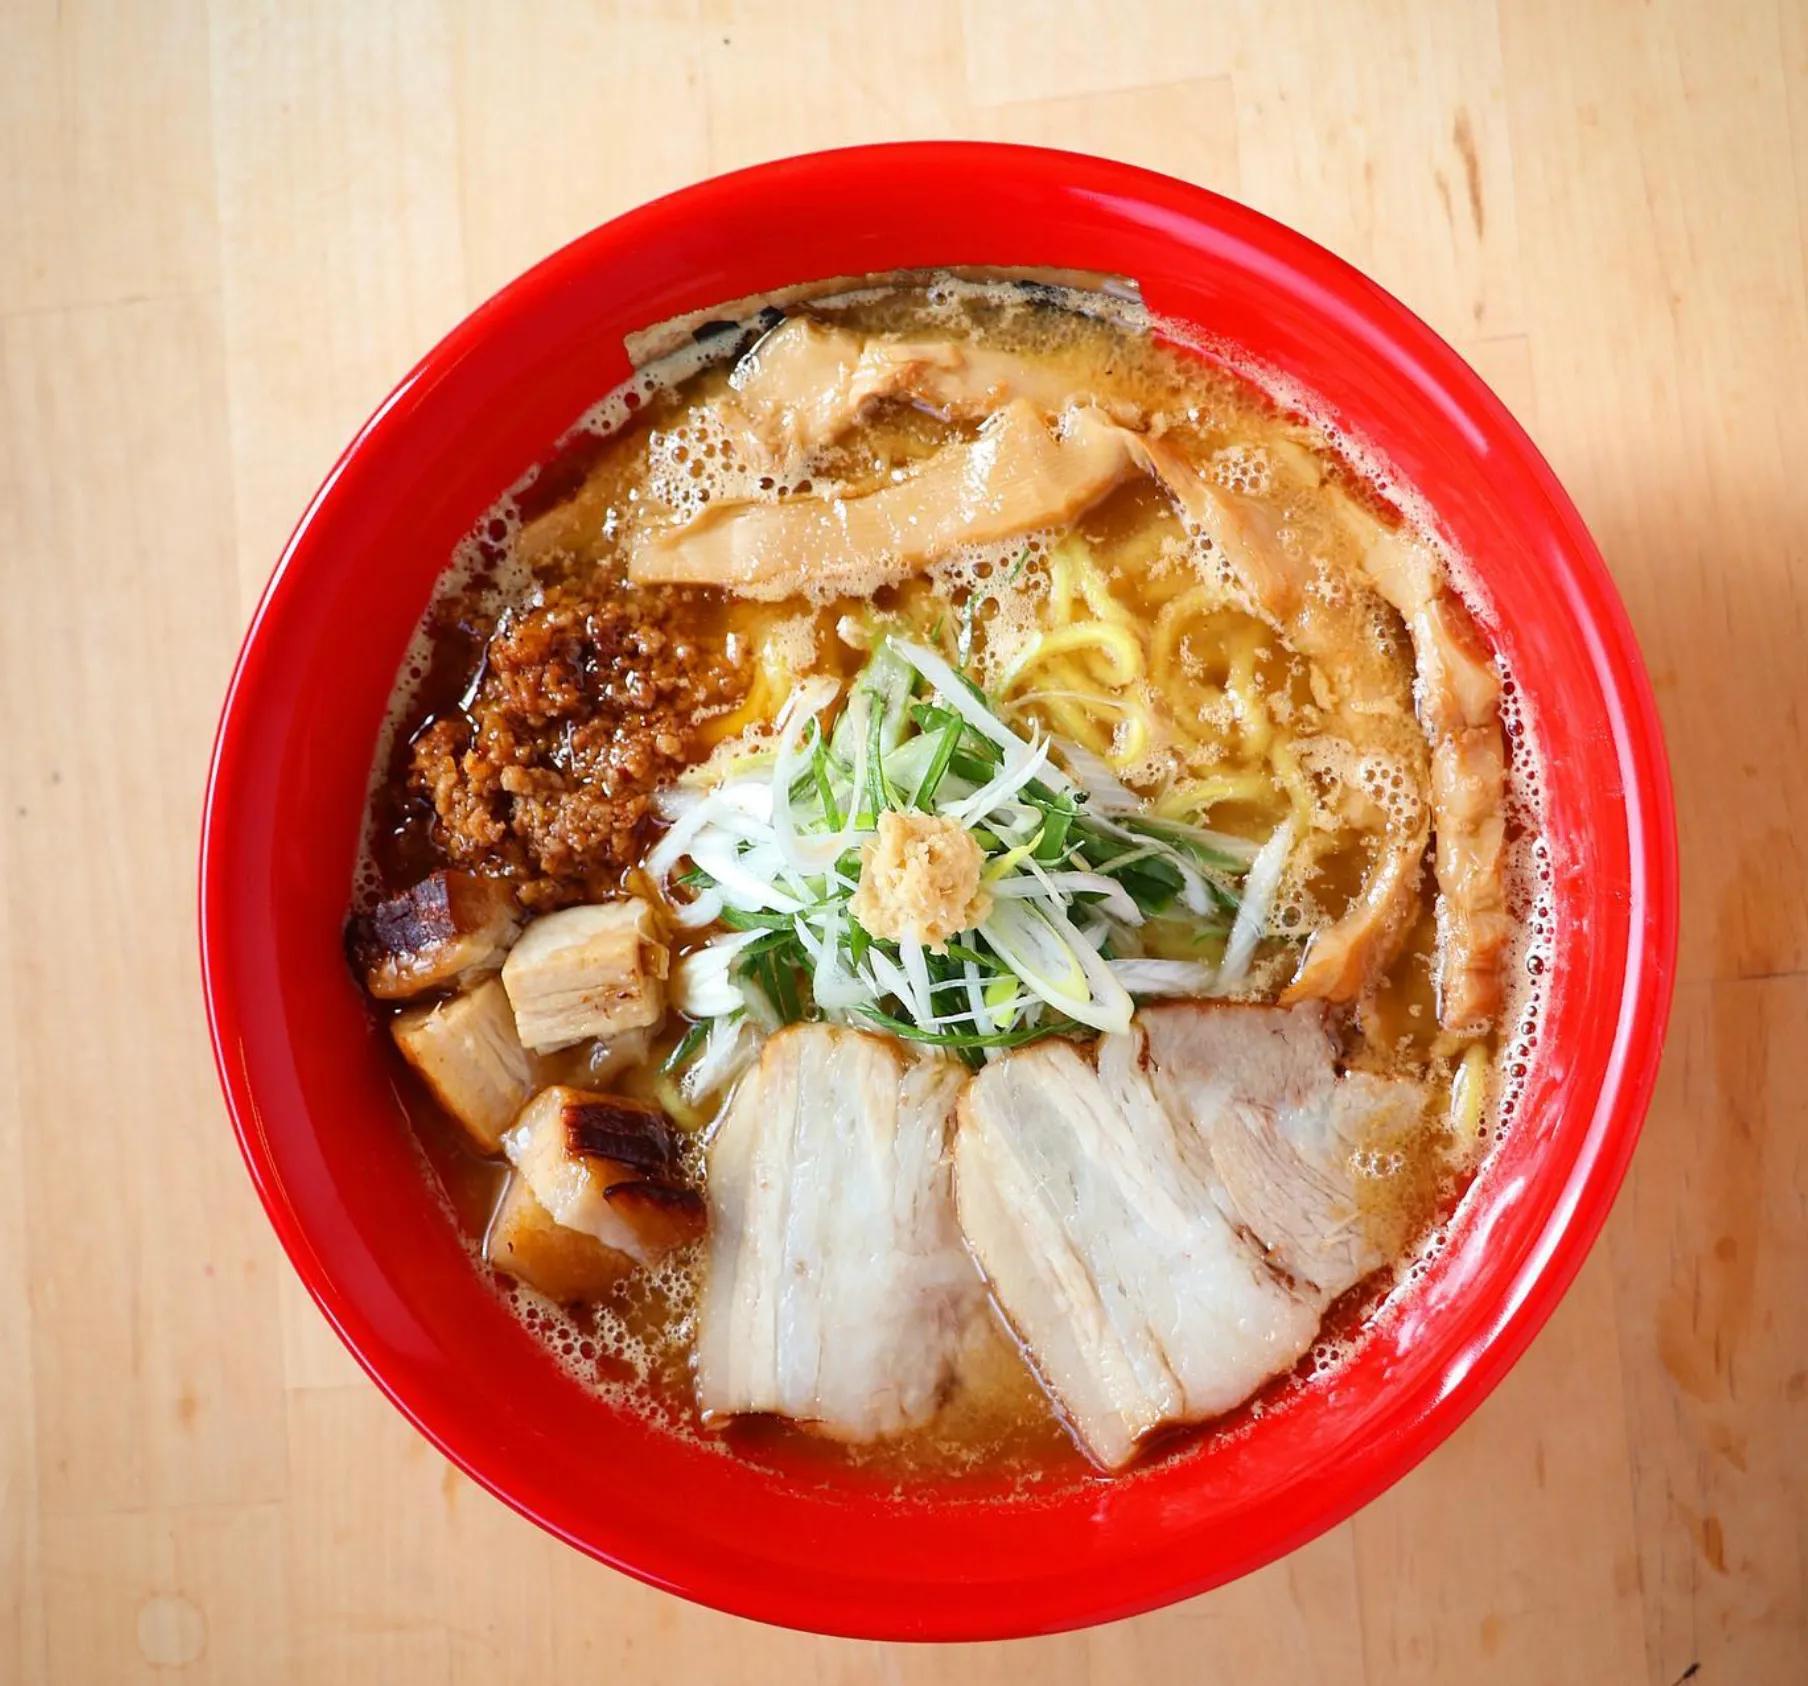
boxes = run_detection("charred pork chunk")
[954,1002,1429,1468]
[502,1086,703,1267]
[695,1024,977,1441]
[500,899,669,1052]
[389,977,534,1154]
[485,1174,633,1303]
[351,870,521,1000]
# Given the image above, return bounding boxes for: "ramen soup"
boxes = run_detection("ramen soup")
[348,276,1544,1486]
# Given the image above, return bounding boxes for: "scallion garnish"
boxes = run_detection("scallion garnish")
[656,637,1292,1059]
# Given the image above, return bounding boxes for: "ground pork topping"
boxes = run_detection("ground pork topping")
[850,810,992,951]
[408,582,746,911]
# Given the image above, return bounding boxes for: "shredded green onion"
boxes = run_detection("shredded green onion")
[645,638,1289,1060]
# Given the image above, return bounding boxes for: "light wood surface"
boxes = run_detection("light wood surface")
[3,1,1803,1679]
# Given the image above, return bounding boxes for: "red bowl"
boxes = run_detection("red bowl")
[200,143,1677,1639]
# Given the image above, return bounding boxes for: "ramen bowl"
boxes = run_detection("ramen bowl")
[199,143,1677,1639]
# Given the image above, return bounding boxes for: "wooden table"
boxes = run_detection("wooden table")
[3,2,1802,1679]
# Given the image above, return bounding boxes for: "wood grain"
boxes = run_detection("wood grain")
[3,1,1803,1679]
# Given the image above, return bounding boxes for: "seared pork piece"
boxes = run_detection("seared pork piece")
[390,977,534,1154]
[351,870,520,1000]
[1137,1001,1427,1298]
[695,1025,977,1441]
[723,317,1133,469]
[502,1086,704,1267]
[630,402,1140,600]
[501,899,668,1052]
[955,1035,1321,1469]
[486,1174,633,1303]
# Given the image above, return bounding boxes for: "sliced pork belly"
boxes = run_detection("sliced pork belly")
[351,870,521,1000]
[1137,1001,1427,1298]
[502,1086,703,1267]
[695,1024,977,1440]
[630,402,1139,600]
[955,1001,1431,1467]
[955,1035,1321,1469]
[723,317,1127,469]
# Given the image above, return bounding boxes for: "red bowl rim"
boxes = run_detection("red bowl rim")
[199,141,1679,1638]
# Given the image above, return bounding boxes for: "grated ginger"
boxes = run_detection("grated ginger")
[851,811,992,952]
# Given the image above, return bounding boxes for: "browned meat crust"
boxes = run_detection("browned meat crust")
[408,582,746,910]
[348,870,521,999]
[540,1087,705,1253]
[561,1095,683,1175]
[598,1180,707,1250]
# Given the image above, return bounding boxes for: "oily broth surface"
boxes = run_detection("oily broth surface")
[362,278,1542,1489]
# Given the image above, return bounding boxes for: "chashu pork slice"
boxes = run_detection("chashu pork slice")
[721,316,1134,470]
[1137,1001,1428,1300]
[695,1024,978,1441]
[630,401,1140,600]
[955,1035,1322,1471]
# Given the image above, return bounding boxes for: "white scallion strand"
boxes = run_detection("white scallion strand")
[1216,819,1294,993]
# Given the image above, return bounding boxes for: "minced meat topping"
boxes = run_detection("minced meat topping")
[409,582,746,910]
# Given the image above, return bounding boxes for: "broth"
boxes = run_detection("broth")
[352,276,1540,1489]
